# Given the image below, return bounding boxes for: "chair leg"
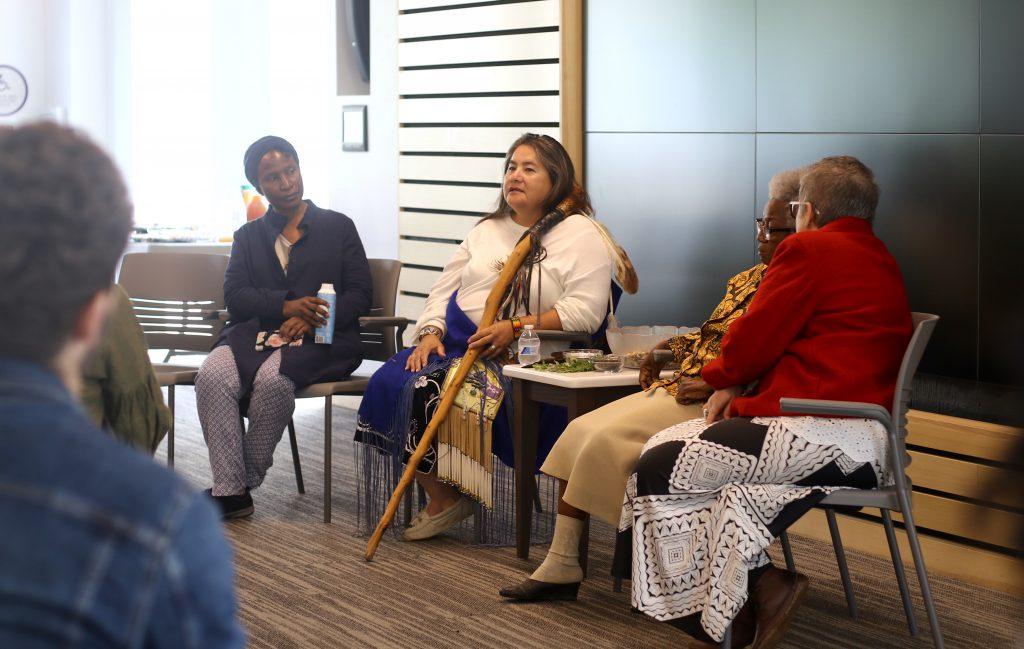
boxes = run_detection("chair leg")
[578,517,590,578]
[881,508,918,636]
[533,476,544,513]
[780,530,796,572]
[897,492,945,649]
[613,576,623,593]
[288,419,304,494]
[826,509,859,620]
[719,623,732,648]
[166,386,175,469]
[403,485,414,526]
[323,395,332,524]
[474,499,484,544]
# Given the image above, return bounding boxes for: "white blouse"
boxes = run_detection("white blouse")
[414,214,614,346]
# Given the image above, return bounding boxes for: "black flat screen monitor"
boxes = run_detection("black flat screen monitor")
[345,0,370,83]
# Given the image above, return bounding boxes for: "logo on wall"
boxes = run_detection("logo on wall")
[0,65,29,117]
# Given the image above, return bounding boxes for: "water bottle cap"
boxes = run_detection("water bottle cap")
[524,324,534,330]
[319,283,335,293]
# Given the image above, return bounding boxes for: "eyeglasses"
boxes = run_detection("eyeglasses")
[754,217,795,239]
[787,201,821,220]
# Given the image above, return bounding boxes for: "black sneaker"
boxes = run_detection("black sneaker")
[203,488,254,520]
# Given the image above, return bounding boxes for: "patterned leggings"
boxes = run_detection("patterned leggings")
[195,346,296,496]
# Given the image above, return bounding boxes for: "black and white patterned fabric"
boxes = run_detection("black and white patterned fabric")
[613,416,887,642]
[195,346,296,496]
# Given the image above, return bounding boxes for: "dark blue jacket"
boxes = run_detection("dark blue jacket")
[218,200,372,392]
[0,359,244,648]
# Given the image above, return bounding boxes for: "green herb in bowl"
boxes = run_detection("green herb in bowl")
[530,358,596,373]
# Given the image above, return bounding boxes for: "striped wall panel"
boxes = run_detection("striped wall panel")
[397,294,428,328]
[398,211,477,241]
[400,266,443,295]
[399,155,505,184]
[396,0,564,331]
[398,0,467,11]
[399,126,560,155]
[399,31,560,68]
[399,184,498,214]
[398,238,461,269]
[399,95,559,124]
[398,1,558,40]
[399,64,560,95]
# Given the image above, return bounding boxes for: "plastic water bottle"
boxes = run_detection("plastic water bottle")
[517,324,541,366]
[314,283,336,344]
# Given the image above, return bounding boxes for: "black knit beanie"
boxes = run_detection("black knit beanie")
[243,135,299,192]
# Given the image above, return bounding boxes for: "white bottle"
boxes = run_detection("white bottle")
[314,283,336,344]
[517,324,541,366]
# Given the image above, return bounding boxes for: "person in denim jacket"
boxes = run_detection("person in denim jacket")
[0,122,245,648]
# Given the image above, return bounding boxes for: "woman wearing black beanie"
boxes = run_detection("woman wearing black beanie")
[194,135,373,519]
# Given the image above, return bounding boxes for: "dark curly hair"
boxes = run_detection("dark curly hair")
[0,122,133,364]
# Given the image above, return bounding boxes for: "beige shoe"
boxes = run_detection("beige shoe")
[406,509,429,529]
[401,496,475,541]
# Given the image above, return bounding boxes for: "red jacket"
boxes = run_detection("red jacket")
[702,217,912,418]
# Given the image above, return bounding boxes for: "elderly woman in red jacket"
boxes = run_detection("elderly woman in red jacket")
[616,156,912,648]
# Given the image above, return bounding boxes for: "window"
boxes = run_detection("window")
[127,0,333,234]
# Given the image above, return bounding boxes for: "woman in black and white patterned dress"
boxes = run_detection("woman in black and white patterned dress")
[616,156,912,647]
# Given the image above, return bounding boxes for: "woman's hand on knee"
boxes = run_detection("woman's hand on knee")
[406,334,445,372]
[280,316,311,341]
[674,378,713,404]
[703,386,742,424]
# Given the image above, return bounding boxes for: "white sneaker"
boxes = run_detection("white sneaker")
[401,496,475,541]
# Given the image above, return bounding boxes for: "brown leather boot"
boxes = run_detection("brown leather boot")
[674,600,756,648]
[751,567,809,648]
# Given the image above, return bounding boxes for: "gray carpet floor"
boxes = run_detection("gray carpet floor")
[158,386,1023,648]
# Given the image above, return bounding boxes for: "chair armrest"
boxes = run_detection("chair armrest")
[779,397,892,428]
[359,316,411,350]
[199,309,229,321]
[652,349,674,363]
[533,329,593,344]
[781,397,910,490]
[358,316,412,330]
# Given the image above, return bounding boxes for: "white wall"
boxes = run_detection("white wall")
[1,0,130,170]
[328,0,399,259]
[0,0,56,124]
[66,0,130,169]
[2,0,397,247]
[128,0,336,229]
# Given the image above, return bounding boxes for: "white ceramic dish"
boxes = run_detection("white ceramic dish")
[593,355,624,372]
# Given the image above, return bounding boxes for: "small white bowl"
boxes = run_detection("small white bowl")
[593,355,624,372]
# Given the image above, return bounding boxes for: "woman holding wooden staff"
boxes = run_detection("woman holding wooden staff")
[355,133,636,544]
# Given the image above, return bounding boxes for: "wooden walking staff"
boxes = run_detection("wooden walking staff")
[363,199,573,561]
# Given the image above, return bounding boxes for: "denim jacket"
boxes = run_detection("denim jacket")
[0,359,245,648]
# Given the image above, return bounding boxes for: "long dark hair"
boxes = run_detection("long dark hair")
[480,133,593,226]
[480,134,595,318]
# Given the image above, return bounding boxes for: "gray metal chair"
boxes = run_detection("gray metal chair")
[117,252,231,467]
[289,258,408,523]
[727,313,944,649]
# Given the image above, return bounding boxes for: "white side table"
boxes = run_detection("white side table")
[502,364,674,561]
